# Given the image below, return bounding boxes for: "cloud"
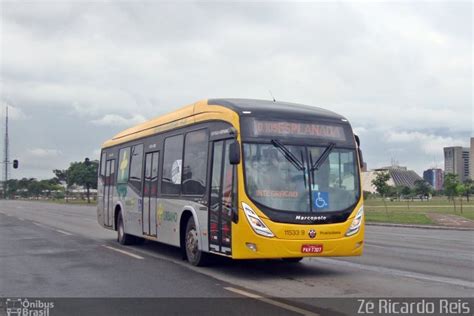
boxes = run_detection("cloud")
[0,102,29,120]
[385,131,468,155]
[91,114,147,127]
[16,148,65,179]
[27,148,62,158]
[345,105,471,135]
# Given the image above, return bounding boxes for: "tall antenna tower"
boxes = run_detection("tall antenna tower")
[3,106,9,196]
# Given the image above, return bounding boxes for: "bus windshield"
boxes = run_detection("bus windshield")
[243,143,359,213]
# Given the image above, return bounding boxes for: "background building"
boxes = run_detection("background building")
[423,168,444,191]
[470,138,474,180]
[362,165,423,193]
[444,146,470,182]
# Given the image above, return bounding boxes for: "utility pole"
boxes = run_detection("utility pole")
[85,157,91,203]
[3,106,9,198]
[0,105,19,199]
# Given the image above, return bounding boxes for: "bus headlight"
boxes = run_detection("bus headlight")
[242,202,274,238]
[346,207,364,237]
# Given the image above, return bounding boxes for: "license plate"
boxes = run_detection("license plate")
[301,244,323,253]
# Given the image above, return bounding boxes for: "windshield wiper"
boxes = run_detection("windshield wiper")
[271,139,305,171]
[311,143,336,171]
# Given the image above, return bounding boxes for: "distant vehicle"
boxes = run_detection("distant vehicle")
[97,99,365,265]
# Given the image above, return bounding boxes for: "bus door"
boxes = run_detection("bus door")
[104,159,116,227]
[209,140,234,255]
[143,151,159,236]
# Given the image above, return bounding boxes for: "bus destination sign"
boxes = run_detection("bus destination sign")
[250,119,346,141]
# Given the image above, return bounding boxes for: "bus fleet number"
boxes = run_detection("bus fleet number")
[284,230,305,236]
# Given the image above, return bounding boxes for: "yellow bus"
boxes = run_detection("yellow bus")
[97,99,364,265]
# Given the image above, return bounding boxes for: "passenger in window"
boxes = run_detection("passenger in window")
[342,161,355,190]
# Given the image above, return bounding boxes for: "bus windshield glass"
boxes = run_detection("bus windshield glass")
[243,143,359,213]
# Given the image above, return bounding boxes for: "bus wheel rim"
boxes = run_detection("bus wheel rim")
[119,220,124,240]
[186,229,198,261]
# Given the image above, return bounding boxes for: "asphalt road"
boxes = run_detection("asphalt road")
[1,200,473,315]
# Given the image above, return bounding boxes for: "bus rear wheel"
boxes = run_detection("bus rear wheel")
[185,217,209,266]
[117,212,135,245]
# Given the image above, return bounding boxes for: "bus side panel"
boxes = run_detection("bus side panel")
[154,198,181,246]
[121,188,143,237]
[155,198,209,252]
[97,175,104,228]
[193,201,209,252]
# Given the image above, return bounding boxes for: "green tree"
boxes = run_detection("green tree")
[38,178,63,198]
[414,179,432,201]
[457,183,466,214]
[18,178,36,198]
[463,179,473,202]
[372,171,391,214]
[67,160,98,203]
[401,186,412,197]
[401,186,412,209]
[27,179,42,199]
[387,186,398,201]
[363,191,372,200]
[444,173,460,212]
[5,179,19,199]
[53,169,72,202]
[393,185,405,201]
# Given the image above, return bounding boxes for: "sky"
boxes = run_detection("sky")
[0,0,472,180]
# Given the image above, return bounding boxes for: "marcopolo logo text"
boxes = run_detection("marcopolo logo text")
[295,215,327,221]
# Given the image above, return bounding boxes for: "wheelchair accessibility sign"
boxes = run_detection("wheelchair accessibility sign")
[313,191,329,210]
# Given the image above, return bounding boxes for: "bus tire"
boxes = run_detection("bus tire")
[185,216,208,266]
[282,257,303,263]
[117,212,135,245]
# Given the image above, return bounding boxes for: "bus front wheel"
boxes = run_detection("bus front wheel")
[185,217,209,266]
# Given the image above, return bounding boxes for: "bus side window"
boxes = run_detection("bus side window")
[117,147,131,184]
[100,152,106,178]
[182,129,208,196]
[161,134,184,195]
[129,144,144,193]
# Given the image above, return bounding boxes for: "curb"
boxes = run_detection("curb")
[366,222,474,231]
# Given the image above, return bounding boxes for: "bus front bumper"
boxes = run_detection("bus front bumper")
[231,230,364,259]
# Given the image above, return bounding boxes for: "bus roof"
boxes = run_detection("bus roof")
[208,98,346,121]
[102,98,347,148]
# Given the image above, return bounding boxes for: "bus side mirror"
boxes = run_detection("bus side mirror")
[358,148,364,169]
[354,135,360,147]
[354,135,364,169]
[13,160,19,169]
[229,141,241,165]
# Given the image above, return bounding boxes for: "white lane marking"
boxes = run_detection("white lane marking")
[33,222,47,228]
[225,287,320,316]
[320,258,474,289]
[102,245,144,260]
[55,229,73,236]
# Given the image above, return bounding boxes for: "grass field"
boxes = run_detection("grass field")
[364,197,474,224]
